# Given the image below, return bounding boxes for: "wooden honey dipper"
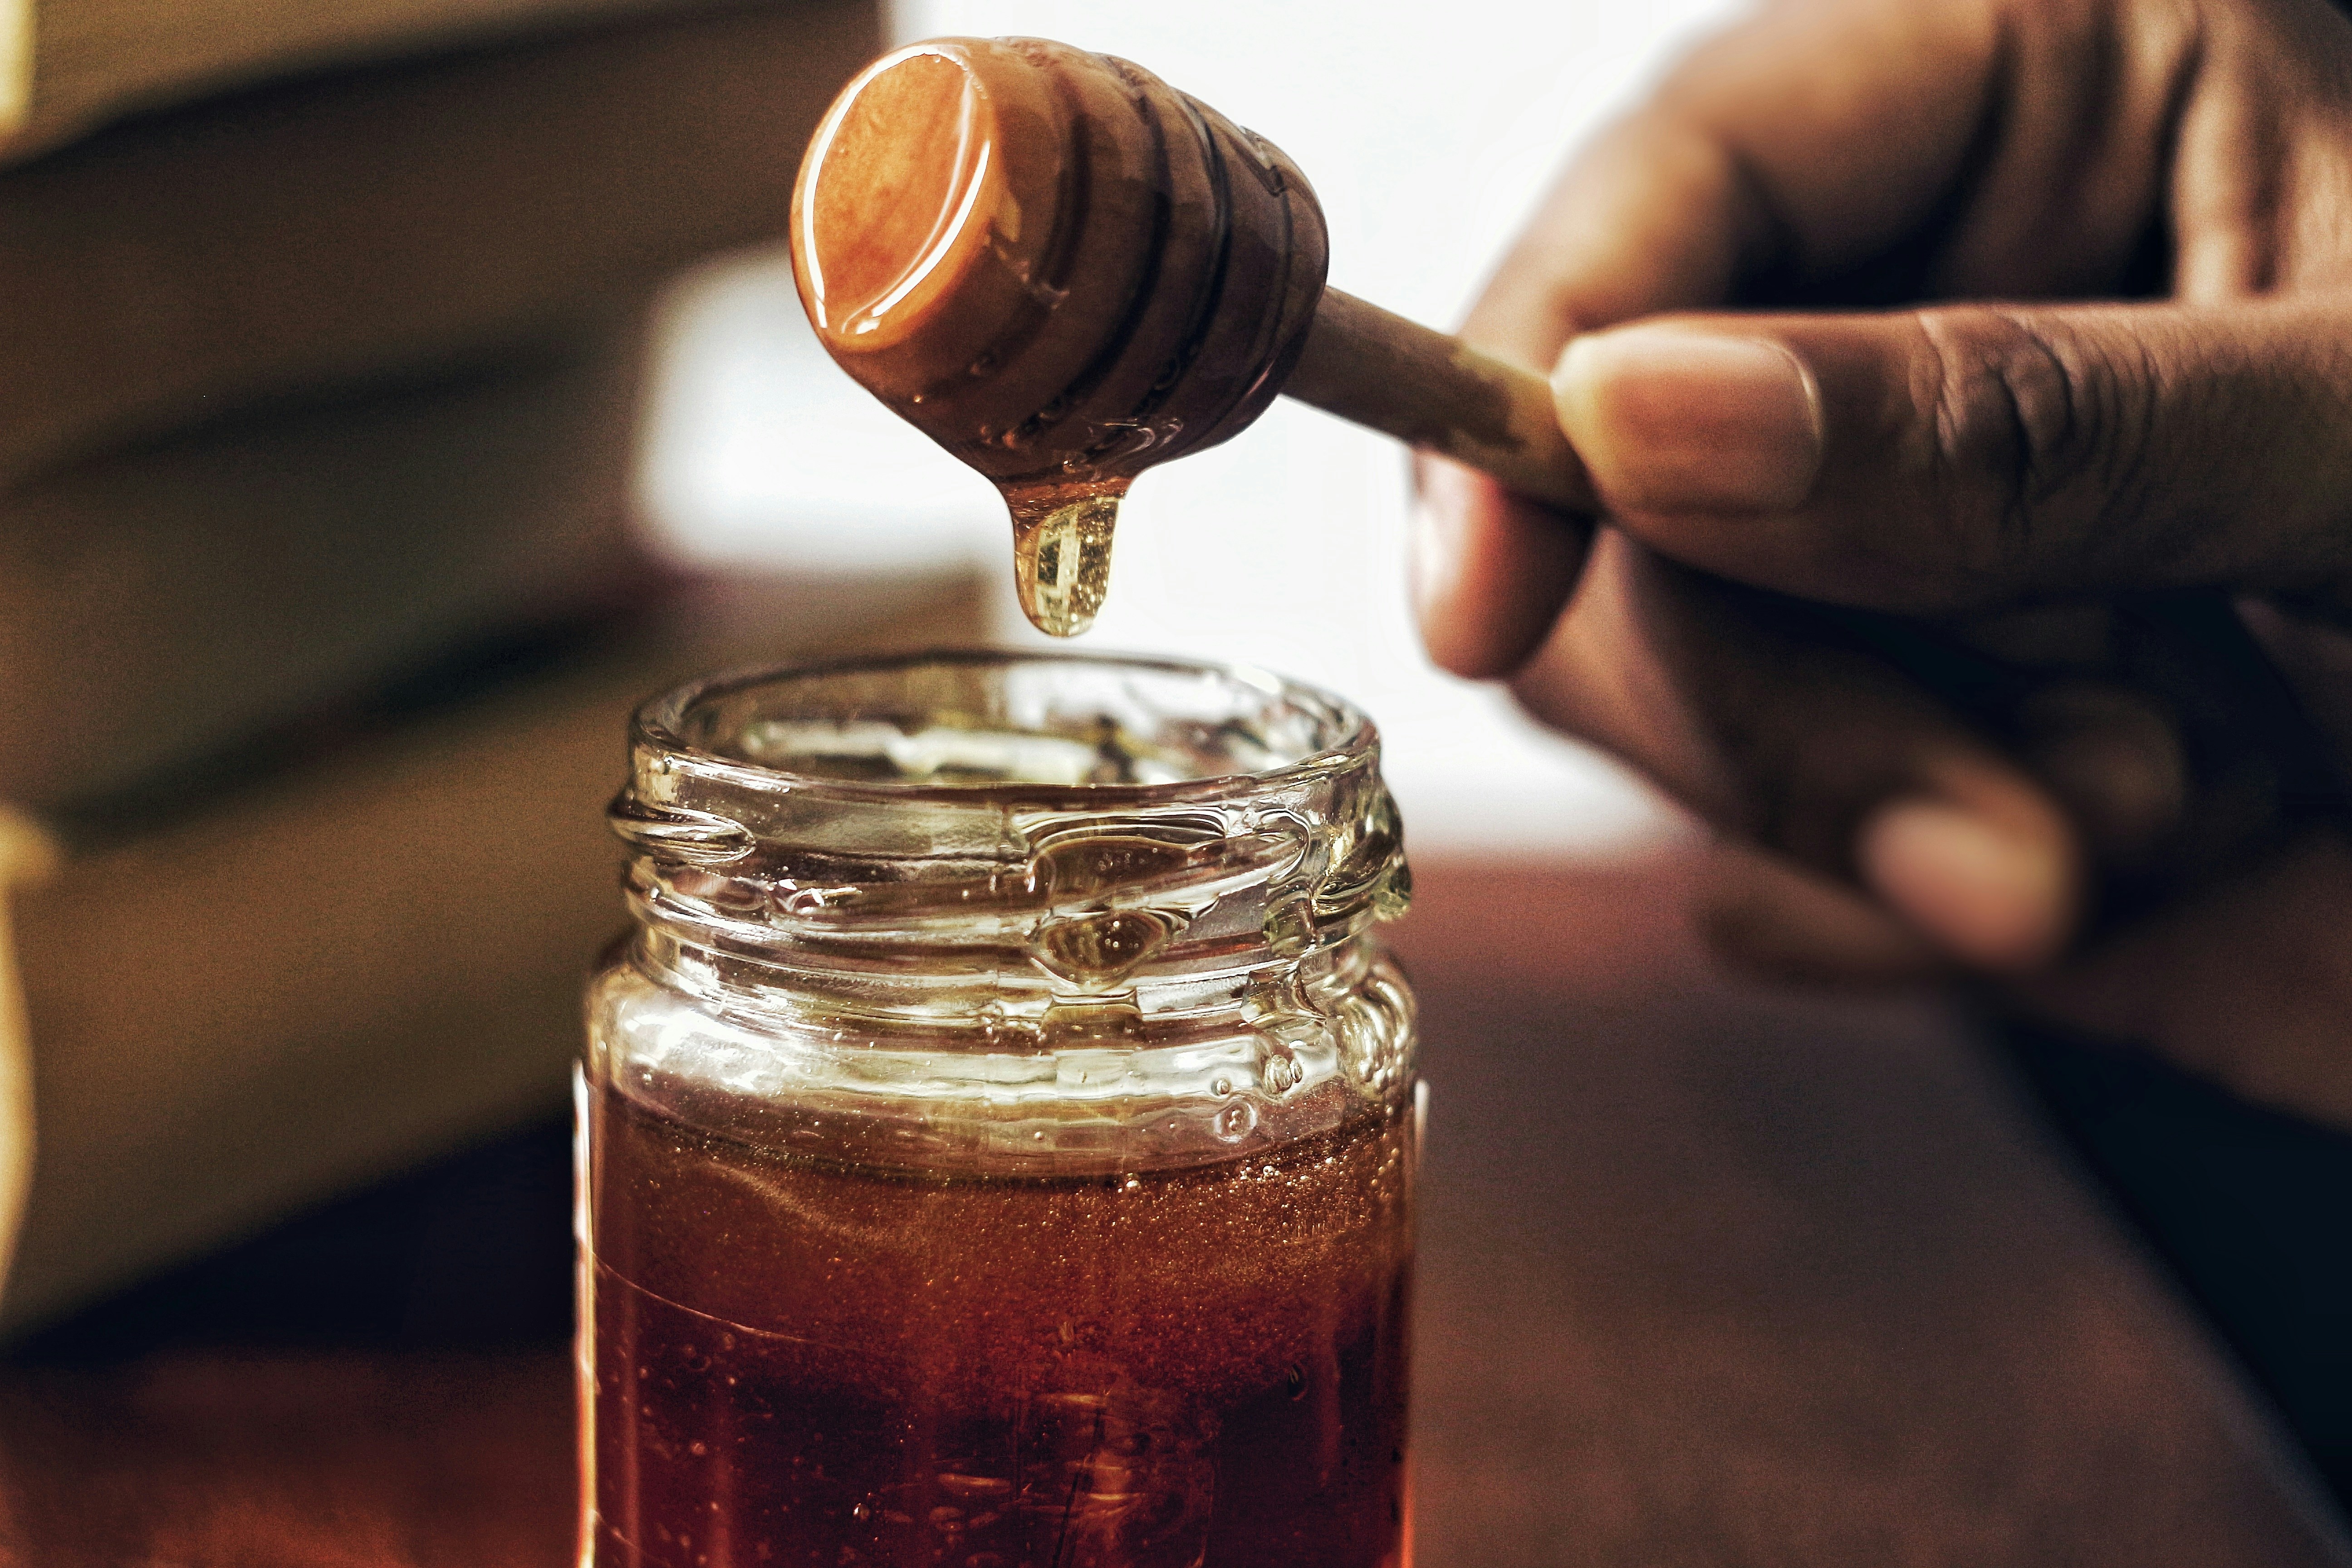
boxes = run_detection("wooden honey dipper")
[789,35,1593,636]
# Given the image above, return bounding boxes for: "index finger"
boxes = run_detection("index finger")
[1421,0,2001,674]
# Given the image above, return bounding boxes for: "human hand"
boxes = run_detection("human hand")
[1414,0,2352,1125]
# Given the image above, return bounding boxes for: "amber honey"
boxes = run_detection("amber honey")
[583,1077,1413,1568]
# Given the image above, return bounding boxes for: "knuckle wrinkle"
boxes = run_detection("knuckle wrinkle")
[1914,311,2138,590]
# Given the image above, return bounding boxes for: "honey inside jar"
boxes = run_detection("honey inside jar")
[585,1082,1412,1568]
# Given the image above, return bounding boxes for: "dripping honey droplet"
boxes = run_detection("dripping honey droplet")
[1003,478,1128,637]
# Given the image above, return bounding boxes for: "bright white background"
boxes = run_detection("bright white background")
[638,0,1746,852]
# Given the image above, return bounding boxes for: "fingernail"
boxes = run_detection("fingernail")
[1554,327,1823,512]
[1857,799,2073,972]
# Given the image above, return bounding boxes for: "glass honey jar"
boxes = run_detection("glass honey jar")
[580,650,1419,1568]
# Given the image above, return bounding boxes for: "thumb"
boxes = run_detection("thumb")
[1552,299,2352,611]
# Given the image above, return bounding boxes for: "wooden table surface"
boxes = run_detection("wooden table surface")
[2,854,2345,1566]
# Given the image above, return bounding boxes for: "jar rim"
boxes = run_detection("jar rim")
[630,646,1378,806]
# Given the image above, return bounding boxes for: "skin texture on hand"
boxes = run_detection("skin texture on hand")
[1416,0,2352,1129]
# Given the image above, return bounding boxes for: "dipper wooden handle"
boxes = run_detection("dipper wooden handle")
[1289,288,1592,510]
[790,37,1595,514]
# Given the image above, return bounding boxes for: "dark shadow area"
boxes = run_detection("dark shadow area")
[2004,1019,2352,1515]
[12,1117,574,1361]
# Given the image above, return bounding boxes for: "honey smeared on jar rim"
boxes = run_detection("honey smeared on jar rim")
[1004,479,1128,637]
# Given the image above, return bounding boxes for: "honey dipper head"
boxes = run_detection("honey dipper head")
[790,37,1329,489]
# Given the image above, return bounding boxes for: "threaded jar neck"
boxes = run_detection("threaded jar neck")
[600,651,1416,1174]
[610,651,1410,1028]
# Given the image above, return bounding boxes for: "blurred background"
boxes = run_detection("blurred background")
[641,0,1743,853]
[0,0,1747,1333]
